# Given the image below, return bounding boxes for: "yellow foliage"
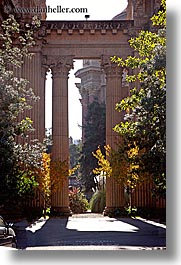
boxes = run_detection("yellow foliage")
[50,159,69,193]
[127,144,139,158]
[93,143,143,190]
[69,164,80,177]
[38,154,79,209]
[92,145,112,177]
[39,153,80,199]
[38,153,51,208]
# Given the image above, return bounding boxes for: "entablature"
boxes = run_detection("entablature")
[39,20,134,37]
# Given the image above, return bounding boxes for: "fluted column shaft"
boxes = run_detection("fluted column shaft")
[102,57,125,215]
[50,56,73,215]
[20,51,45,142]
[52,68,69,160]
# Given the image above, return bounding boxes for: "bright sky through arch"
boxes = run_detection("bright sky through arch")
[45,0,128,140]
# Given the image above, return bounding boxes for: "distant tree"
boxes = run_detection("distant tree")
[79,100,106,192]
[69,140,82,177]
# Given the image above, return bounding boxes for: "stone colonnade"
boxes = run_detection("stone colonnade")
[27,52,129,216]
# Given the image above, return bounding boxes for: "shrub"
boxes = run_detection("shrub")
[22,207,43,222]
[90,190,106,213]
[137,207,166,222]
[107,208,127,218]
[125,206,137,217]
[107,207,137,218]
[69,188,89,214]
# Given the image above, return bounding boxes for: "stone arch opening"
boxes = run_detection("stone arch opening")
[41,41,131,216]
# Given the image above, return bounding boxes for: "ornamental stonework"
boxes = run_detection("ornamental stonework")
[42,55,74,76]
[39,20,134,37]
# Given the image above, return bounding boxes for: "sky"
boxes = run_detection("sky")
[45,0,128,140]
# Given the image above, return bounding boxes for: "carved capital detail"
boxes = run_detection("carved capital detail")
[42,55,74,78]
[101,55,122,77]
[41,65,48,79]
[40,55,49,78]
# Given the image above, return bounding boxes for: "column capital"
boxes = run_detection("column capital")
[43,55,74,78]
[101,55,122,78]
[41,65,49,79]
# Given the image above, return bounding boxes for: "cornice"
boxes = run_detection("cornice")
[75,65,103,79]
[38,20,134,37]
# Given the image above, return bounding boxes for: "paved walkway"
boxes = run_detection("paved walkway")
[15,213,166,250]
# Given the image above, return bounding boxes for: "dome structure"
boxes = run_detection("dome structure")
[112,8,127,20]
[112,0,134,21]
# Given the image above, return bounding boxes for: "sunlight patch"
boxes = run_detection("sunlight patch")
[66,218,139,232]
[26,219,48,233]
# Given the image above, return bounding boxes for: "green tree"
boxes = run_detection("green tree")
[69,139,81,176]
[112,0,166,199]
[0,15,46,207]
[80,100,106,192]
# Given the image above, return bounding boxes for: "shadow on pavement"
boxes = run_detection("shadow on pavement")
[15,216,166,249]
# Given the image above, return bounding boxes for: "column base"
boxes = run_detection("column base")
[50,206,72,217]
[103,206,125,217]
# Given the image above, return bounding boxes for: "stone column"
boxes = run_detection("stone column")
[101,56,126,215]
[20,49,45,142]
[50,56,73,216]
